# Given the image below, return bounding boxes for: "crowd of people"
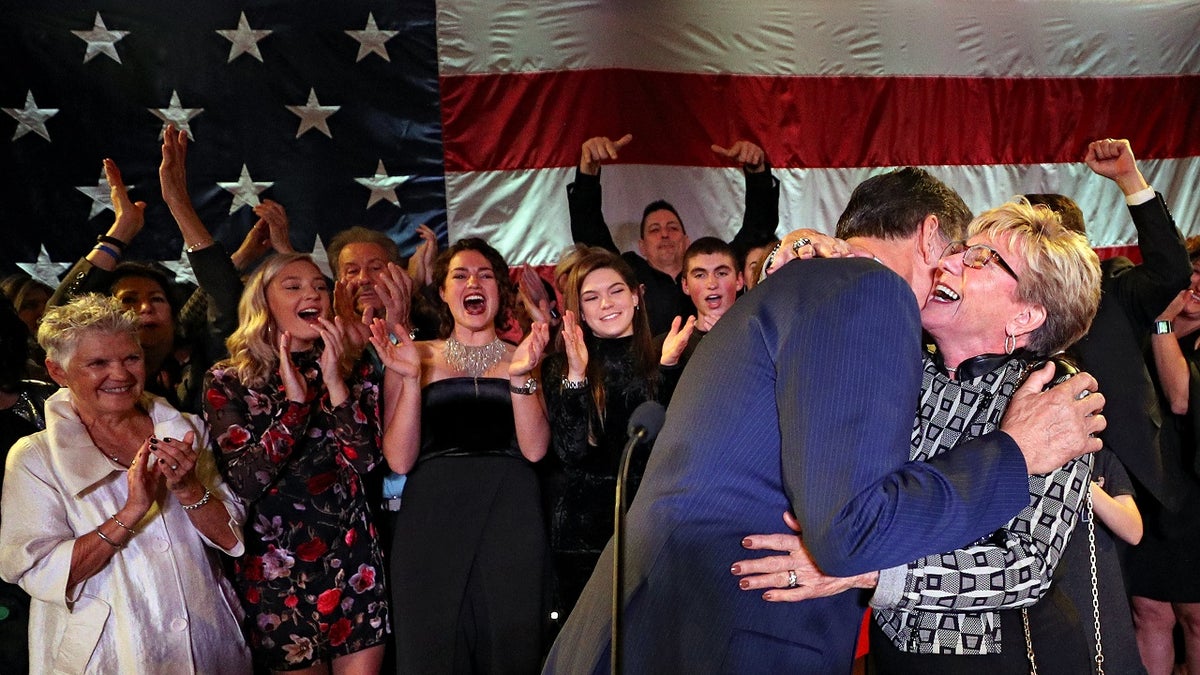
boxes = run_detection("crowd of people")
[0,129,1196,675]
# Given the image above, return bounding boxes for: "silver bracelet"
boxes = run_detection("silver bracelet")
[561,377,589,390]
[110,514,136,534]
[96,529,123,549]
[180,488,212,511]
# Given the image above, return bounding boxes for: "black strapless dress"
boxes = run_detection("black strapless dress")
[390,377,547,673]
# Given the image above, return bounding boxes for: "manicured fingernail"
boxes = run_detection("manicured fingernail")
[742,538,752,548]
[731,564,741,575]
[163,437,173,443]
[739,579,750,590]
[763,592,773,601]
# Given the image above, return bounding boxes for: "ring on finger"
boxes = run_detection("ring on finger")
[787,569,799,588]
[170,463,179,471]
[791,237,811,254]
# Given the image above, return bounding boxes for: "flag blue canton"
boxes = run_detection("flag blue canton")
[0,0,447,278]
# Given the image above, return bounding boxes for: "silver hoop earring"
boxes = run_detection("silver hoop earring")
[1004,332,1016,355]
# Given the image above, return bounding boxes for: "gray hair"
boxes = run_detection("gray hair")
[38,294,140,367]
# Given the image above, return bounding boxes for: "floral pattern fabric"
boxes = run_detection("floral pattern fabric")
[203,349,388,670]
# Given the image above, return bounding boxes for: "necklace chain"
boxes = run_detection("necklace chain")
[444,336,506,378]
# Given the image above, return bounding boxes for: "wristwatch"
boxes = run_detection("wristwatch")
[1153,320,1174,335]
[510,378,538,395]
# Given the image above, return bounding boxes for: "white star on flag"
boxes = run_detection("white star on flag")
[216,12,273,63]
[345,13,398,62]
[218,164,273,214]
[286,88,340,138]
[75,169,131,220]
[310,235,333,279]
[16,245,72,288]
[355,160,411,209]
[71,12,130,64]
[3,91,58,142]
[149,90,204,140]
[160,247,199,287]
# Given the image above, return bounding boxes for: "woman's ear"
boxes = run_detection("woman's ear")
[45,359,68,387]
[1010,303,1048,341]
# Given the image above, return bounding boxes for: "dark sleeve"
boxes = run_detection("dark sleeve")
[543,353,597,468]
[567,168,619,253]
[326,365,384,476]
[187,243,244,355]
[656,363,682,408]
[1107,193,1190,327]
[772,263,1029,577]
[730,166,780,250]
[202,368,312,503]
[1096,448,1136,499]
[49,257,113,306]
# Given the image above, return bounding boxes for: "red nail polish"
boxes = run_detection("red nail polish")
[731,564,741,575]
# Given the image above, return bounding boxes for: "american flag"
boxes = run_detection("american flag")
[4,0,1200,286]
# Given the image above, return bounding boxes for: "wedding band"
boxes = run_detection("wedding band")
[791,237,811,254]
[1076,389,1091,400]
[787,569,799,588]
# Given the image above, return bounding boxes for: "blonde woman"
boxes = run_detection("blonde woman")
[204,253,387,674]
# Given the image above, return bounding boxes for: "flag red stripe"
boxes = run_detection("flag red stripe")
[440,69,1200,172]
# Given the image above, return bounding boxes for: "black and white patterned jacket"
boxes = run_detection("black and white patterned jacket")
[870,352,1093,655]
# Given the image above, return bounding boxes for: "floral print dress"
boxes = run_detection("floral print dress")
[203,349,388,670]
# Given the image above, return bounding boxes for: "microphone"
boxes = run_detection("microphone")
[612,401,665,675]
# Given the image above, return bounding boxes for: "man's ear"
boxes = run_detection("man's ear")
[735,272,745,292]
[919,215,945,265]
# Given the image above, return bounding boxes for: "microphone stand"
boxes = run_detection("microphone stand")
[612,425,647,675]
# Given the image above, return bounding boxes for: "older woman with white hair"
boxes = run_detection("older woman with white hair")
[0,294,250,674]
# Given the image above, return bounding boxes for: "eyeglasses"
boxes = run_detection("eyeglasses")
[941,241,1020,282]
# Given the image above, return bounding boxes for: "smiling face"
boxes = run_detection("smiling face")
[639,209,688,273]
[266,259,331,350]
[439,249,500,334]
[682,252,743,323]
[47,330,144,419]
[112,276,174,352]
[337,241,391,314]
[1182,258,1200,321]
[921,233,1039,365]
[579,267,638,339]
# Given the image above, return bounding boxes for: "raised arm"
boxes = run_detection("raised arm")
[713,140,780,249]
[567,134,632,253]
[1086,138,1190,323]
[50,158,146,305]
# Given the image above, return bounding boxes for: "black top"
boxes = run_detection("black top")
[417,377,522,463]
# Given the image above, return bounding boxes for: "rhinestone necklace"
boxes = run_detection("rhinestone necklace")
[444,336,507,378]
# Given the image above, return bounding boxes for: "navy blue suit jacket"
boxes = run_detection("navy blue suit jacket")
[544,258,1030,674]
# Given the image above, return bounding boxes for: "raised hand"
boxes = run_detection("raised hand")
[711,140,766,173]
[1084,138,1149,196]
[410,223,439,287]
[278,331,308,403]
[518,265,553,325]
[561,310,589,380]
[660,315,697,366]
[105,158,146,244]
[376,262,414,329]
[510,321,550,377]
[580,134,633,175]
[333,278,371,358]
[158,124,191,209]
[230,219,272,272]
[315,316,351,406]
[368,317,421,381]
[253,199,294,253]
